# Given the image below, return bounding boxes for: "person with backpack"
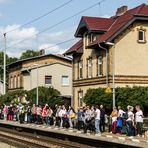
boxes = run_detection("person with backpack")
[116,106,125,133]
[126,105,135,137]
[68,106,76,129]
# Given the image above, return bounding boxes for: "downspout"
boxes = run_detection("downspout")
[98,44,109,87]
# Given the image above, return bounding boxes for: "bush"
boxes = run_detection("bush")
[83,86,148,114]
[0,90,27,106]
[0,87,63,108]
[26,86,63,107]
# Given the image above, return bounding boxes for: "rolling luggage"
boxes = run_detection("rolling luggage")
[112,121,117,134]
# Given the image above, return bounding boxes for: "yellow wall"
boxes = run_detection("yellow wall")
[73,21,148,110]
[115,22,148,76]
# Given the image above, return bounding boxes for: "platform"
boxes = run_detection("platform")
[0,120,148,148]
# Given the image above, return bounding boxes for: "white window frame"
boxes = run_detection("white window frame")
[78,91,83,107]
[79,61,83,79]
[98,56,103,76]
[62,76,69,86]
[138,29,145,42]
[88,58,92,78]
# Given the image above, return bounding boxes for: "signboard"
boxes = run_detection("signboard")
[105,86,112,93]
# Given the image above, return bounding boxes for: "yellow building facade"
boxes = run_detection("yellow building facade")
[66,4,148,110]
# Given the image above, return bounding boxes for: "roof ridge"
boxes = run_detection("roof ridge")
[136,3,146,14]
[82,16,110,19]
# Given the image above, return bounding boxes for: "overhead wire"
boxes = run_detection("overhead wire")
[0,0,74,38]
[4,0,107,50]
[41,38,76,50]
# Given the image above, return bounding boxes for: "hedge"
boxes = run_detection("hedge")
[83,86,148,113]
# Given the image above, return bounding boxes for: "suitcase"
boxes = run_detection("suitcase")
[112,121,117,134]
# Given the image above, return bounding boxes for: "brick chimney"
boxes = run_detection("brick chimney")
[116,6,128,16]
[39,49,45,55]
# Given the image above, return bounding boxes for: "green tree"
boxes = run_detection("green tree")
[20,50,39,60]
[0,52,18,80]
[26,86,63,107]
[83,86,148,114]
[0,90,27,106]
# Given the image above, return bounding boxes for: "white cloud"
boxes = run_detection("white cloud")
[0,24,75,58]
[101,15,110,18]
[39,43,60,54]
[0,0,8,3]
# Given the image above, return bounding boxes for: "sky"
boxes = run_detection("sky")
[0,0,148,58]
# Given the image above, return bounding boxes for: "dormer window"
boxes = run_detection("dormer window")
[138,29,146,43]
[89,33,97,43]
[85,33,97,47]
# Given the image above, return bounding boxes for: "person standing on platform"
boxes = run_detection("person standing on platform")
[36,105,42,124]
[59,105,67,128]
[3,105,8,121]
[126,106,135,137]
[42,104,48,124]
[100,105,105,132]
[55,105,61,127]
[27,105,32,123]
[32,104,37,123]
[135,105,144,137]
[95,105,101,136]
[77,107,83,130]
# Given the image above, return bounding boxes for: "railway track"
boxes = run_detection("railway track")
[0,127,92,148]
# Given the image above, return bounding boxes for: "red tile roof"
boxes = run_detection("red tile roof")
[94,3,148,45]
[82,16,115,31]
[65,39,83,54]
[66,3,148,54]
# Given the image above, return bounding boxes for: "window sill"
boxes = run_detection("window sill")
[137,40,146,44]
[62,85,70,87]
[78,78,83,80]
[98,75,103,77]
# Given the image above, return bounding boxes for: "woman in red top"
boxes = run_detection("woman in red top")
[42,104,48,124]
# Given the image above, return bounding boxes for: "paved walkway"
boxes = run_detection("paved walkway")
[0,120,148,148]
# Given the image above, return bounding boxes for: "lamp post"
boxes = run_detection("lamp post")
[33,64,39,106]
[3,33,6,95]
[105,42,115,107]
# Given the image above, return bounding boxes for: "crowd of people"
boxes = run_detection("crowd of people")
[0,103,145,137]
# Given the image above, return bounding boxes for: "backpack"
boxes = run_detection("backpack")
[123,112,128,120]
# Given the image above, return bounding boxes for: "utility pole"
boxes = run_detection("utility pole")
[36,65,39,106]
[3,33,6,95]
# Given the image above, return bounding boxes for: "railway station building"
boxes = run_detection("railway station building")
[65,4,148,109]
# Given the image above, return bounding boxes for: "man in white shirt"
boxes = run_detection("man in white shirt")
[95,105,101,136]
[135,105,143,136]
